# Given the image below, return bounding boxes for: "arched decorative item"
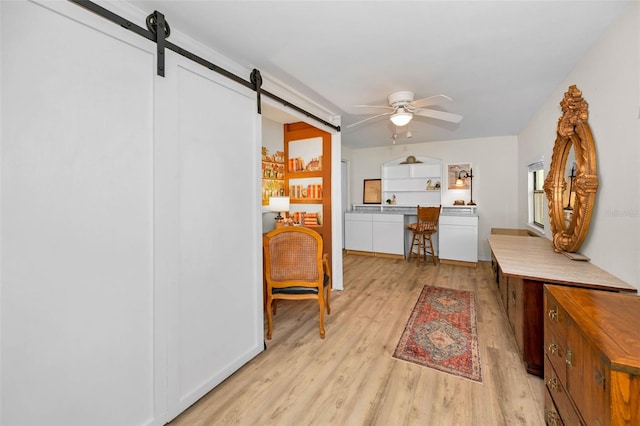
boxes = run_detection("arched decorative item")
[543,85,599,253]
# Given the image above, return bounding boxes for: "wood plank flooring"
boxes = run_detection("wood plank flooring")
[169,254,545,425]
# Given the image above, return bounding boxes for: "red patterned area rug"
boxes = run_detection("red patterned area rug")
[393,285,482,383]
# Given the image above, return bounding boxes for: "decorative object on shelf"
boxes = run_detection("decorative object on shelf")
[426,179,436,190]
[269,196,289,228]
[306,156,322,171]
[363,179,382,204]
[261,146,284,164]
[400,155,422,164]
[456,168,476,205]
[434,180,441,189]
[385,195,397,205]
[453,199,465,206]
[543,85,598,253]
[262,146,285,205]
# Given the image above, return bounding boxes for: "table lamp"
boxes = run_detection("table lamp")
[269,196,290,227]
[456,168,476,205]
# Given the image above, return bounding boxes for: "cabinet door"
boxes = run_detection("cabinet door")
[439,222,478,261]
[566,316,586,415]
[567,321,610,426]
[344,214,372,252]
[372,215,405,255]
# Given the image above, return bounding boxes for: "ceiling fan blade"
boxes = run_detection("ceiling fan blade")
[345,112,392,128]
[410,94,452,109]
[354,104,394,110]
[414,108,463,123]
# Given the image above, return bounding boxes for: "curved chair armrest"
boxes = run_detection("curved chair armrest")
[322,253,331,282]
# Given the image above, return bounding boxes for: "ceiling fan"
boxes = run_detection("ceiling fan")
[346,91,463,129]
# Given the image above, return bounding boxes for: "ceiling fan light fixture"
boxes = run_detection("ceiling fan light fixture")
[390,108,412,126]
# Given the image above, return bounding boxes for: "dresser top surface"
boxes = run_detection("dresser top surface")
[546,284,640,373]
[489,235,636,292]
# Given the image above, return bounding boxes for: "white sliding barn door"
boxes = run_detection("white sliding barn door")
[1,2,155,424]
[162,59,263,419]
[1,1,263,425]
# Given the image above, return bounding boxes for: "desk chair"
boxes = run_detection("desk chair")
[407,205,441,266]
[263,226,332,339]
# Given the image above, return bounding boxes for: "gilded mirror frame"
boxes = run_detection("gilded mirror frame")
[543,85,599,253]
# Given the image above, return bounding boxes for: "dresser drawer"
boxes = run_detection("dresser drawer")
[543,288,569,346]
[544,325,567,384]
[545,356,584,426]
[544,389,562,426]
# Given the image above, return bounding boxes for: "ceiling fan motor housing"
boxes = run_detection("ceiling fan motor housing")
[388,91,415,107]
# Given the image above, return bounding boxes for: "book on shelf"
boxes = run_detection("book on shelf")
[291,211,322,226]
[289,184,323,200]
[288,157,305,172]
[287,156,323,173]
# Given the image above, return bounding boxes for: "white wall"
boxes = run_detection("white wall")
[347,136,518,261]
[518,2,639,289]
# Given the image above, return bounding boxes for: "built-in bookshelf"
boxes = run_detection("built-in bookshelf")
[284,122,332,267]
[381,156,442,206]
[261,147,285,205]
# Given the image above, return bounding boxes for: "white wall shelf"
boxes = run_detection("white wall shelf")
[381,156,442,206]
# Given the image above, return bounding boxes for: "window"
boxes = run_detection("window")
[528,159,545,230]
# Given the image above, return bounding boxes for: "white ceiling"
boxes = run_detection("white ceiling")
[130,0,631,149]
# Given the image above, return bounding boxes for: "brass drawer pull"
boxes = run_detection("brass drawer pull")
[547,343,558,356]
[546,409,560,426]
[546,376,560,391]
[565,349,573,367]
[595,370,606,390]
[547,308,558,322]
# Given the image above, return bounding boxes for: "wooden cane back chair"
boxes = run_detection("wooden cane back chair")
[263,226,332,339]
[407,205,441,266]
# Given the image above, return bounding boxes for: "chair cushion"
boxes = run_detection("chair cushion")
[272,273,330,295]
[407,223,438,232]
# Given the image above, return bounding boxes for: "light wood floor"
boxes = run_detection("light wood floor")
[169,254,545,425]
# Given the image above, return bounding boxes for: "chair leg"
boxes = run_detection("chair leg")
[427,234,437,266]
[325,285,331,314]
[266,296,274,340]
[417,234,426,266]
[408,231,418,262]
[318,299,325,339]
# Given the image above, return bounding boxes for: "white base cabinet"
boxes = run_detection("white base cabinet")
[345,213,404,256]
[439,214,478,264]
[372,214,405,256]
[345,213,373,252]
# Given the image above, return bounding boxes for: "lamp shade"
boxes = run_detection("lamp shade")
[390,108,412,126]
[269,196,290,213]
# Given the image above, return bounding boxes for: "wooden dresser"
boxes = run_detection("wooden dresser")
[543,285,640,425]
[488,235,636,377]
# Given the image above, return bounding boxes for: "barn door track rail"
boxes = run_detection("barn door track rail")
[68,1,340,132]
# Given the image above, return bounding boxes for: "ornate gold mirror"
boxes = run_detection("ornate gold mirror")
[543,85,599,252]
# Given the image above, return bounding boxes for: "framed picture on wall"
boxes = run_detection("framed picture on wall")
[363,179,382,204]
[447,163,471,189]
